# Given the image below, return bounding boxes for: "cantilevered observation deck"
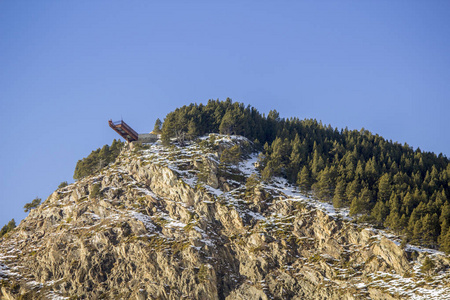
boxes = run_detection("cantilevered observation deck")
[108,120,139,142]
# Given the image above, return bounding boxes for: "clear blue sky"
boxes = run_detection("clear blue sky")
[1,1,449,226]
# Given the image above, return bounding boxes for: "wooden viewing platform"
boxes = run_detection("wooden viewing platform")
[108,120,139,142]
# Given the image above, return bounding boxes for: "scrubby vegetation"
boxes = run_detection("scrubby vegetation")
[58,181,68,189]
[0,219,16,238]
[23,197,41,213]
[73,139,124,180]
[89,183,102,199]
[161,99,450,251]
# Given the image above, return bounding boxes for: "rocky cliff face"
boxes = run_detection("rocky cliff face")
[1,135,449,299]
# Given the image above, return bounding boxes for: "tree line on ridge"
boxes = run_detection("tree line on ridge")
[160,99,450,252]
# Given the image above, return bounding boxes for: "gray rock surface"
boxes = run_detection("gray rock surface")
[0,135,449,299]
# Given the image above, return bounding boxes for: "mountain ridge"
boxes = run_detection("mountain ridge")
[158,100,450,251]
[1,135,449,299]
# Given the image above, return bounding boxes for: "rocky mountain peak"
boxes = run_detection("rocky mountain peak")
[1,135,449,299]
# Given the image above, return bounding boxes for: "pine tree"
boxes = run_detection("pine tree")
[439,226,450,253]
[384,210,402,233]
[421,213,438,246]
[153,118,162,133]
[360,187,374,211]
[0,219,16,237]
[422,214,435,246]
[412,218,423,243]
[287,134,303,182]
[219,110,235,135]
[109,139,123,160]
[261,166,273,182]
[403,192,415,216]
[440,201,450,232]
[98,145,110,170]
[24,197,41,213]
[270,137,291,175]
[349,196,363,216]
[313,167,334,201]
[345,161,355,181]
[365,156,379,185]
[220,145,241,165]
[332,179,347,208]
[355,160,365,179]
[297,166,311,194]
[350,187,373,216]
[407,208,420,237]
[187,119,199,138]
[311,148,324,178]
[372,201,389,225]
[346,179,361,202]
[377,173,391,203]
[388,192,401,214]
[420,256,435,275]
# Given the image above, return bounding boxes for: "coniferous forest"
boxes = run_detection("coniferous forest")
[73,139,124,180]
[161,99,450,252]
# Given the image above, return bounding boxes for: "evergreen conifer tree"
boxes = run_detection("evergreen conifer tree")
[332,179,346,208]
[421,256,435,275]
[371,201,389,225]
[297,166,311,194]
[0,219,16,237]
[346,179,361,202]
[187,120,199,138]
[439,226,450,253]
[313,167,334,201]
[350,187,373,216]
[412,218,423,243]
[153,118,162,133]
[24,197,41,213]
[378,173,391,203]
[384,211,401,233]
[219,110,235,135]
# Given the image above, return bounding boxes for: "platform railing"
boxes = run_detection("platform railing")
[108,119,139,142]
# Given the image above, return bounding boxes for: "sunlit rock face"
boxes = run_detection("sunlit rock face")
[1,135,449,300]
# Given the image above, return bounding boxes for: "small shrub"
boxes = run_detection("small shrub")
[403,270,413,278]
[420,256,435,275]
[400,238,408,249]
[58,181,68,189]
[133,143,150,151]
[220,145,241,165]
[309,253,321,263]
[90,183,102,199]
[245,173,261,198]
[197,264,209,283]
